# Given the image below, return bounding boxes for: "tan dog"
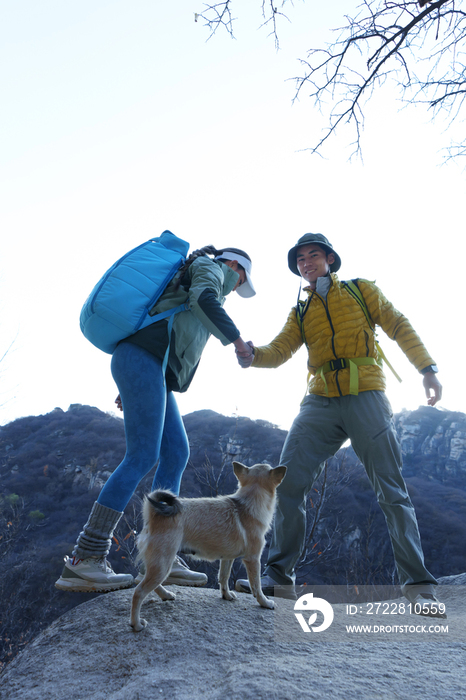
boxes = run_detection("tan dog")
[130,461,286,632]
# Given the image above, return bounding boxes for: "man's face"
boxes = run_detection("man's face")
[296,244,335,286]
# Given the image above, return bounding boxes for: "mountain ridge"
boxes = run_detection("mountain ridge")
[1,403,466,669]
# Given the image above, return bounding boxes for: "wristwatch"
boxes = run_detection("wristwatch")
[421,365,439,374]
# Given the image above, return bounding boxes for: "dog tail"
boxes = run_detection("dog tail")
[146,490,182,517]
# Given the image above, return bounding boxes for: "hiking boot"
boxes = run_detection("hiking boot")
[134,556,207,587]
[163,556,207,586]
[235,574,297,600]
[55,556,134,592]
[411,594,447,619]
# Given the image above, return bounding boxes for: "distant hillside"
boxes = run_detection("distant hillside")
[1,403,466,669]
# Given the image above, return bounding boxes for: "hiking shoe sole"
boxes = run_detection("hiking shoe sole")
[134,572,208,586]
[55,577,134,593]
[163,573,207,586]
[55,556,134,593]
[235,579,297,600]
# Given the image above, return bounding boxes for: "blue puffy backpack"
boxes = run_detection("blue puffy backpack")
[80,230,190,354]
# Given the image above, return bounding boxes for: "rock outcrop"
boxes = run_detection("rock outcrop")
[1,576,465,700]
[395,407,466,482]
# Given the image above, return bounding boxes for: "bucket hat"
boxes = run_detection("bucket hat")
[287,233,341,276]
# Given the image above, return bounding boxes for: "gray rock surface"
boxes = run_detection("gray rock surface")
[2,575,466,700]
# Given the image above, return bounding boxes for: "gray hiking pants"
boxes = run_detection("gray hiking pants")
[264,391,437,590]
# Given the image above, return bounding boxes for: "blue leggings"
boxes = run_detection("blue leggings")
[97,342,190,512]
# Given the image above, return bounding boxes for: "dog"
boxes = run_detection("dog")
[130,461,286,632]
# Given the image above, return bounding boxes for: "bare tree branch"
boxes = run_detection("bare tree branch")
[196,2,236,40]
[197,1,466,160]
[258,0,293,50]
[197,1,294,47]
[292,1,465,159]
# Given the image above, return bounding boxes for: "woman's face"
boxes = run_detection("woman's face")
[224,260,247,291]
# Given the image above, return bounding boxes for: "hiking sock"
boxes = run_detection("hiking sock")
[72,501,123,560]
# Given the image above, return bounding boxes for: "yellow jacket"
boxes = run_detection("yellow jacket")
[252,274,435,397]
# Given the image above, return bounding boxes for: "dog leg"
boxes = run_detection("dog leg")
[130,580,154,632]
[243,558,274,609]
[144,556,176,602]
[219,559,237,601]
[130,558,176,632]
[153,583,176,601]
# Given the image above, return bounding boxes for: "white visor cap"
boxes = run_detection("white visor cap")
[215,252,256,298]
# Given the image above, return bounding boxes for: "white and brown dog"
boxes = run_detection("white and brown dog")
[130,461,286,631]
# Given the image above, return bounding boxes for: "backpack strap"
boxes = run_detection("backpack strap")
[149,302,190,382]
[295,296,313,402]
[317,357,378,396]
[341,279,402,386]
[296,292,314,347]
[341,279,375,330]
[296,299,308,347]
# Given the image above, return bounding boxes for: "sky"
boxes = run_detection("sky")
[1,0,465,431]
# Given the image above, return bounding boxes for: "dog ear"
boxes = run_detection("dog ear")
[270,465,287,486]
[233,461,248,479]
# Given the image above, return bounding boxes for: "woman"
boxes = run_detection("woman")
[56,245,255,592]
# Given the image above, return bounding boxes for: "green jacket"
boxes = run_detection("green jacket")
[124,256,240,392]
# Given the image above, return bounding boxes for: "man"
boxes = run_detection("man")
[235,233,444,617]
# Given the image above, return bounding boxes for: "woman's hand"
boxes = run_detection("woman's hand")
[234,338,254,368]
[115,394,123,412]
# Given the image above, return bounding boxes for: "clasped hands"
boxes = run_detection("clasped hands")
[234,337,255,369]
